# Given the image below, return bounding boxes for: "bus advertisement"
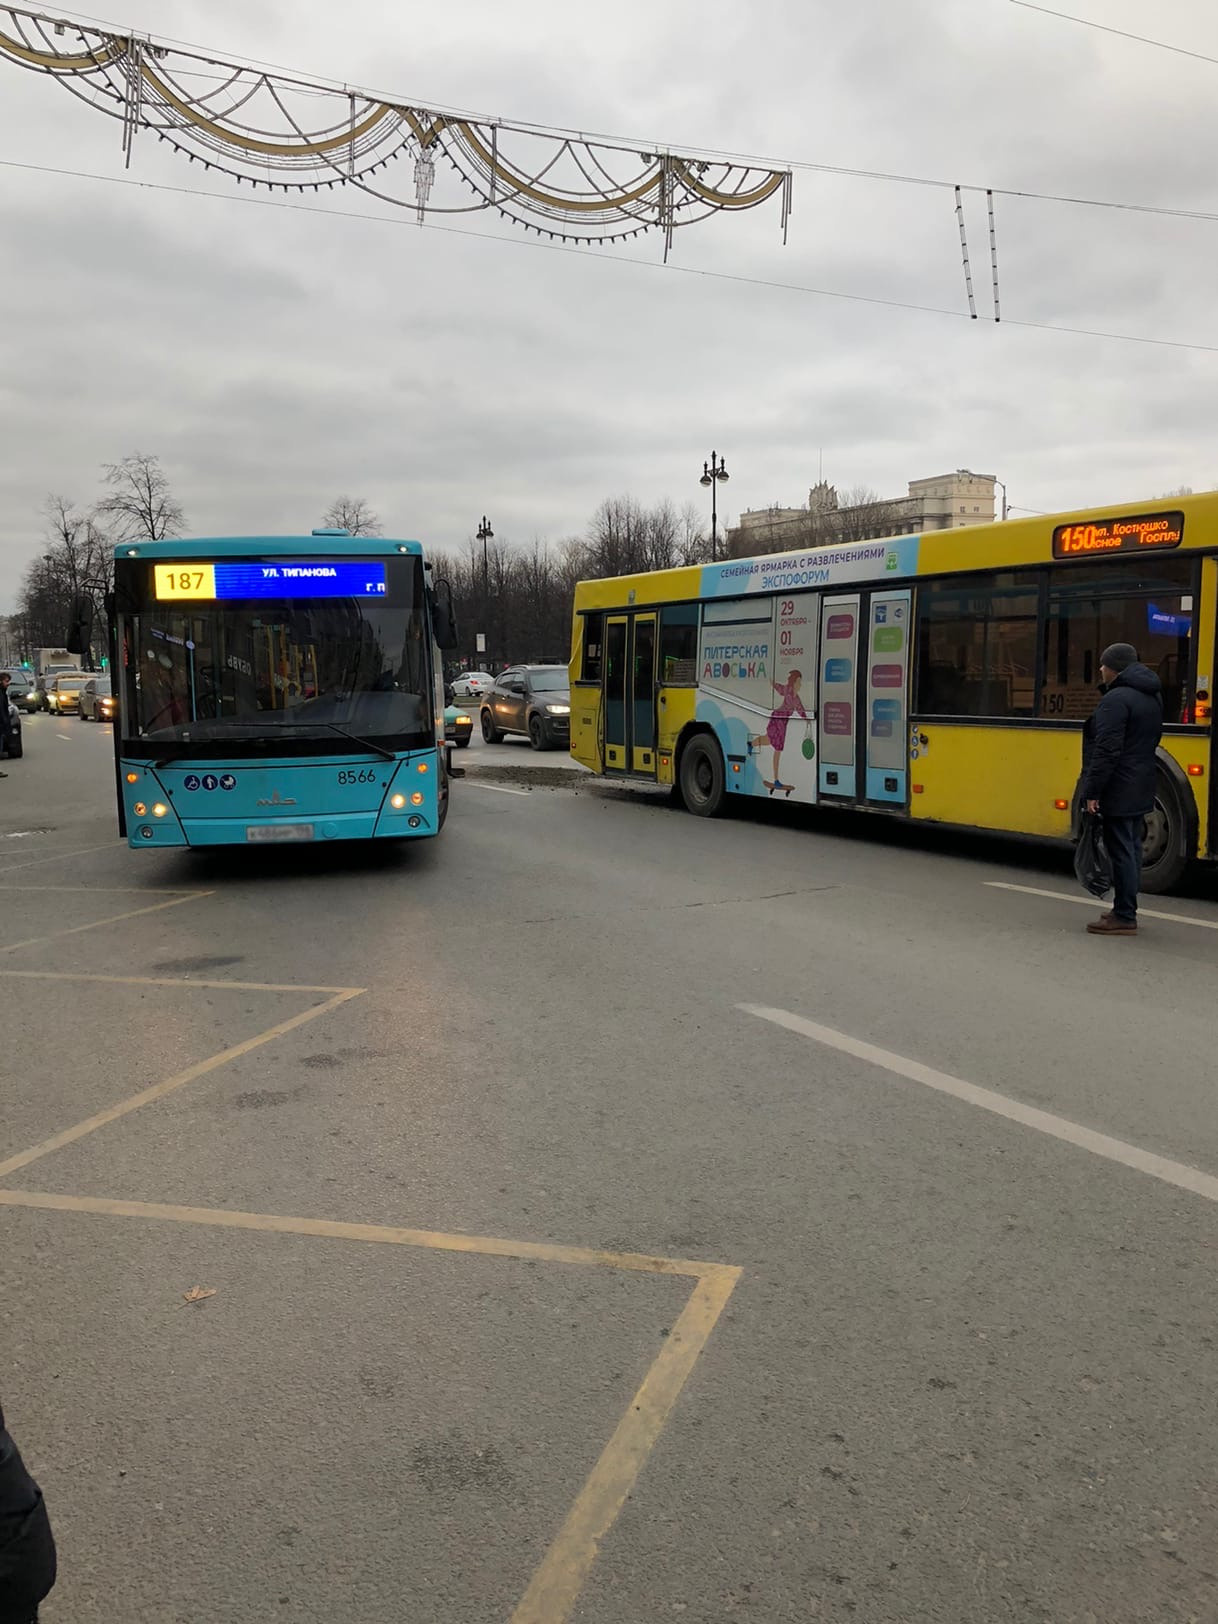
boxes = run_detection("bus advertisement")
[110,530,458,850]
[569,494,1218,893]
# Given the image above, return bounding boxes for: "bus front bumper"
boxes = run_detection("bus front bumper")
[128,808,440,847]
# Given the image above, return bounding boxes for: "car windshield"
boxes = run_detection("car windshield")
[115,554,434,758]
[91,680,113,695]
[528,669,568,691]
[57,677,88,692]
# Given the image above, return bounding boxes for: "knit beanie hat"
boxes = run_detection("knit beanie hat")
[1100,643,1137,673]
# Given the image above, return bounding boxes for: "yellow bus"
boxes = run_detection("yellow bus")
[569,494,1213,892]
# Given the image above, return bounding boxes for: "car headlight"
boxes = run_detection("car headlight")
[545,704,570,715]
[456,713,471,725]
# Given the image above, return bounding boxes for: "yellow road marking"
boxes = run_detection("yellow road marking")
[511,1263,740,1624]
[2,841,120,872]
[0,989,363,1181]
[0,883,202,894]
[0,1188,739,1623]
[0,1189,726,1278]
[0,891,210,954]
[0,969,363,993]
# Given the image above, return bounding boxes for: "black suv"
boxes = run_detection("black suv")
[480,664,570,750]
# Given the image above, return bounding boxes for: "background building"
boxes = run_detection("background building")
[727,469,998,557]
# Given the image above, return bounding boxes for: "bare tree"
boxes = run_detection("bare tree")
[96,452,185,542]
[815,485,904,546]
[16,496,114,665]
[321,495,382,536]
[677,501,709,565]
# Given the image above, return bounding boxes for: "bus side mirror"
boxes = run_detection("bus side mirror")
[432,579,459,651]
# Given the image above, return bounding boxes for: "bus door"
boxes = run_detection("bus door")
[630,614,658,775]
[862,588,912,805]
[602,613,658,776]
[817,588,912,806]
[817,594,861,801]
[603,615,629,770]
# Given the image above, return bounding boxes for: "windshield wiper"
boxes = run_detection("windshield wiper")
[311,721,395,761]
[147,719,396,763]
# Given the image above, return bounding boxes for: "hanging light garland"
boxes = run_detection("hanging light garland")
[0,6,793,255]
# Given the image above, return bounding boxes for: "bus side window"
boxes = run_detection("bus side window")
[582,613,603,682]
[915,572,1038,718]
[1043,559,1197,722]
[659,603,699,684]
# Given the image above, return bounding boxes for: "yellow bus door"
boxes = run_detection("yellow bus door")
[604,615,629,771]
[602,614,658,776]
[630,614,658,776]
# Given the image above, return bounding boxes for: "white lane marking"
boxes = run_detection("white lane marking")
[985,880,1218,931]
[739,1003,1218,1207]
[466,781,531,796]
[56,732,72,740]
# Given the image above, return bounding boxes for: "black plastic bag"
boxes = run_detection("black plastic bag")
[1074,811,1112,899]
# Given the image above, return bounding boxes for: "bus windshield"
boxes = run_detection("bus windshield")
[118,554,433,757]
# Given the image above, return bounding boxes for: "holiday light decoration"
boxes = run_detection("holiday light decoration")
[0,6,793,254]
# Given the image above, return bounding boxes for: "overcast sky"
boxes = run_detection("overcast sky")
[1,0,1216,609]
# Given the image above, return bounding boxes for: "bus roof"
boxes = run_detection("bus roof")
[112,534,426,562]
[572,489,1218,612]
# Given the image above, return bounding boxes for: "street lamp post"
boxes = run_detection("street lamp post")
[476,515,493,667]
[699,451,730,561]
[959,470,1007,524]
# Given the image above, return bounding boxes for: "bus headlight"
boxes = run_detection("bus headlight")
[390,793,406,809]
[152,803,169,818]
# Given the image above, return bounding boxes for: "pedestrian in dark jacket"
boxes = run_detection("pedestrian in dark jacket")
[0,673,13,776]
[0,1403,56,1624]
[1080,642,1163,936]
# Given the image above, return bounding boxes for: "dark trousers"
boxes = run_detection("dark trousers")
[1103,813,1144,923]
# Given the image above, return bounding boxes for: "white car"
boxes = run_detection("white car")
[450,671,495,699]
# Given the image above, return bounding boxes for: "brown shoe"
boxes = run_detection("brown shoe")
[1086,916,1137,935]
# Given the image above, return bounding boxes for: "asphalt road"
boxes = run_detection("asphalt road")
[4,711,1218,1623]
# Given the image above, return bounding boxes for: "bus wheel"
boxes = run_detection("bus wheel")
[1139,775,1190,894]
[679,733,726,818]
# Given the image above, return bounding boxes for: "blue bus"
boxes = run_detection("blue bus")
[109,530,459,849]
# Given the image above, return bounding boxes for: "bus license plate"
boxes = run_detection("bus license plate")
[246,823,315,843]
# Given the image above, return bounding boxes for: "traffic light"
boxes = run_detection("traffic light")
[66,596,92,657]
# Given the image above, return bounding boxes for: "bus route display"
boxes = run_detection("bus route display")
[1052,511,1184,560]
[153,561,388,601]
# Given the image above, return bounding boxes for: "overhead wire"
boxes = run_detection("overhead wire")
[1008,2,1218,70]
[3,153,1218,355]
